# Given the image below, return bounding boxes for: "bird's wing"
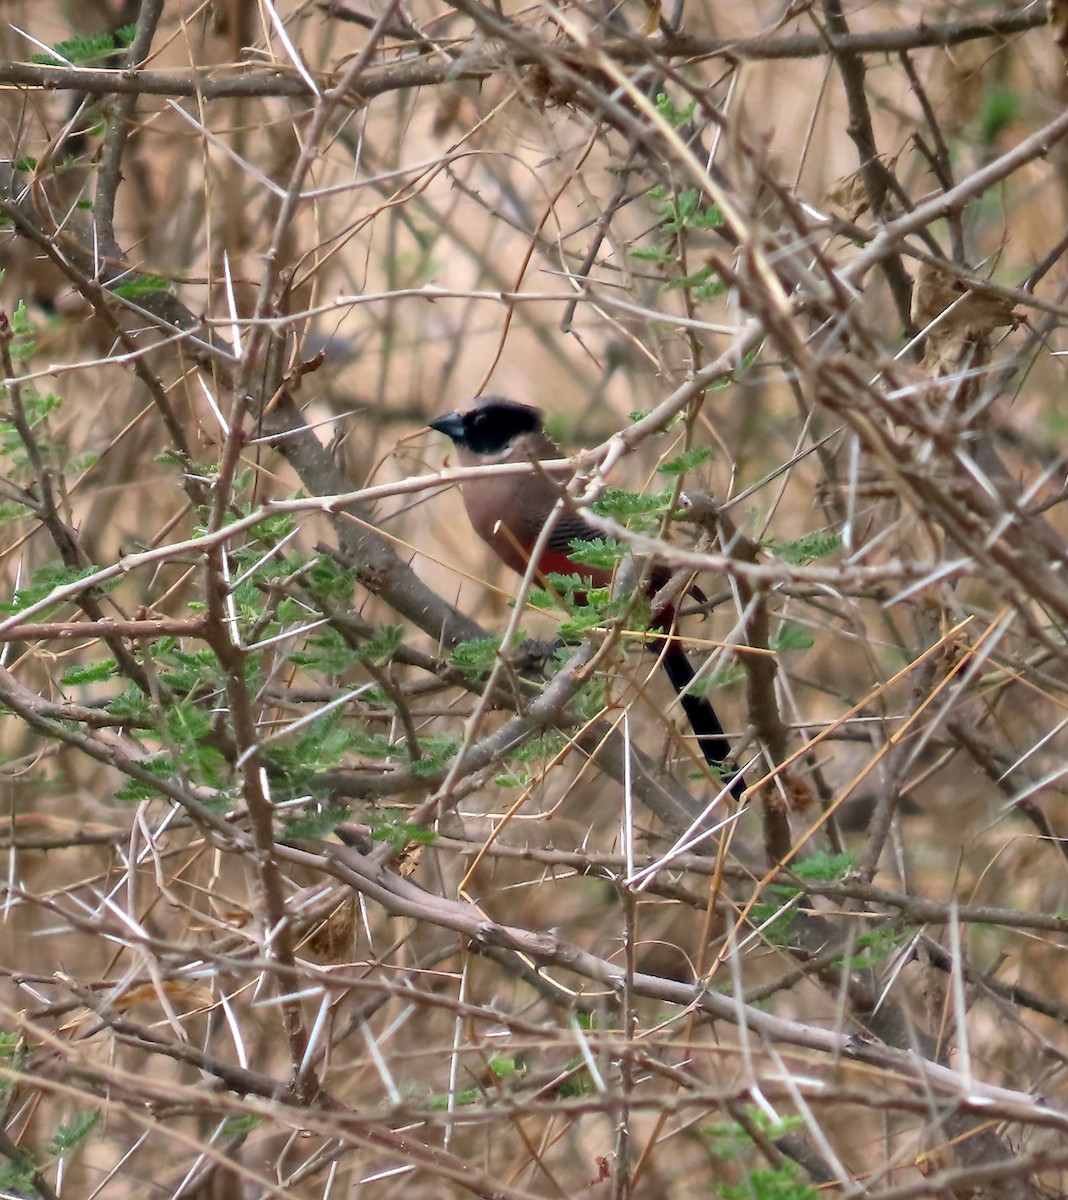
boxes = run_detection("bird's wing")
[541,508,601,553]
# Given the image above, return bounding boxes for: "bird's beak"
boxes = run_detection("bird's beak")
[428,411,466,442]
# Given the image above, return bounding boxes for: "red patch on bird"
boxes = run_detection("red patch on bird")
[531,548,613,589]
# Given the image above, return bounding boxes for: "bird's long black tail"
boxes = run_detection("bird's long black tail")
[656,638,747,800]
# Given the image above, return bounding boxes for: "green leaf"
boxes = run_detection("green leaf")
[749,900,797,945]
[792,850,853,883]
[0,1159,36,1192]
[47,1108,100,1155]
[558,607,608,640]
[299,627,362,674]
[543,413,569,444]
[494,769,529,788]
[557,1066,595,1097]
[567,537,627,571]
[979,85,1020,144]
[655,91,696,127]
[357,624,403,665]
[30,31,126,65]
[658,446,713,475]
[573,676,607,720]
[489,1054,522,1080]
[0,561,104,616]
[657,188,723,234]
[529,573,608,614]
[11,299,33,336]
[220,1114,262,1136]
[156,645,221,692]
[305,554,358,598]
[163,703,213,746]
[111,274,172,299]
[590,488,672,523]
[772,621,814,652]
[106,688,150,721]
[113,780,160,807]
[428,1085,481,1110]
[664,265,718,294]
[348,729,399,759]
[69,451,99,472]
[274,597,305,624]
[544,574,609,602]
[410,734,462,775]
[527,587,560,611]
[113,757,176,802]
[451,636,502,680]
[711,345,760,389]
[61,659,117,686]
[266,711,366,789]
[283,804,351,839]
[692,277,728,301]
[705,1109,803,1157]
[840,925,908,970]
[629,245,676,264]
[370,816,437,850]
[689,201,724,230]
[510,731,568,762]
[36,392,61,421]
[689,664,745,694]
[767,530,842,564]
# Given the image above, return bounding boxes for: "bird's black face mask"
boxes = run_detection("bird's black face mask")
[429,398,542,455]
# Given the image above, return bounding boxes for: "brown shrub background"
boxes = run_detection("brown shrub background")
[0,2,1067,1198]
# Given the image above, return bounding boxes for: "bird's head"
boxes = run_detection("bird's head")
[429,398,545,457]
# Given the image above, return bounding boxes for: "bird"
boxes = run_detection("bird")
[428,397,746,799]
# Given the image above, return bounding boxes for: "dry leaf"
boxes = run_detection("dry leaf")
[911,262,1017,376]
[822,170,870,220]
[396,843,423,878]
[304,896,357,960]
[937,39,990,137]
[783,768,818,814]
[111,980,215,1014]
[59,981,215,1036]
[638,0,662,34]
[207,897,254,929]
